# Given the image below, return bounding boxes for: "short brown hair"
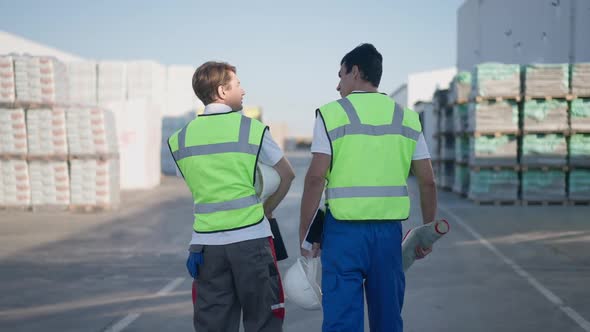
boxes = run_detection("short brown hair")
[192,61,236,105]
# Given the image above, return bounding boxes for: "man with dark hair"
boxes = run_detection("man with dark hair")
[299,44,438,331]
[170,61,295,332]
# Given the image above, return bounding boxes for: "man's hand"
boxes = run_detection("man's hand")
[301,242,321,258]
[415,245,432,259]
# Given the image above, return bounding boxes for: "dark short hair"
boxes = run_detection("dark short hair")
[341,43,383,87]
[192,61,236,105]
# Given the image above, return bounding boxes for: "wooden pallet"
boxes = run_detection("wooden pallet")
[69,153,119,161]
[524,95,568,102]
[521,200,569,206]
[27,154,68,162]
[0,205,30,212]
[566,94,590,101]
[473,95,521,103]
[0,154,27,160]
[470,165,520,171]
[471,200,520,206]
[469,130,520,137]
[520,165,569,172]
[450,98,470,105]
[569,129,590,135]
[69,204,116,213]
[569,200,590,206]
[0,101,66,109]
[31,204,69,213]
[521,129,570,136]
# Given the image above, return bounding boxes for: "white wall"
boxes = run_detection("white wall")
[407,68,456,108]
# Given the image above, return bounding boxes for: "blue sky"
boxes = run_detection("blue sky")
[0,0,464,135]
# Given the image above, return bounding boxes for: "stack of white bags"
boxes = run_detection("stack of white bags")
[70,158,120,206]
[67,61,97,105]
[26,108,68,157]
[14,55,68,104]
[127,61,166,108]
[28,160,70,206]
[97,61,127,105]
[0,159,30,206]
[66,107,118,156]
[0,108,27,155]
[0,55,15,103]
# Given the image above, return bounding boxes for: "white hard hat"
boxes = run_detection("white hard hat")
[283,257,322,310]
[255,163,280,201]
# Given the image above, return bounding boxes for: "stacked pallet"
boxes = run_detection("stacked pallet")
[66,107,118,156]
[67,61,97,105]
[570,99,590,131]
[70,158,120,207]
[449,71,471,104]
[14,55,69,104]
[569,97,590,203]
[433,89,454,190]
[97,61,127,105]
[127,61,166,108]
[28,160,70,208]
[0,55,15,103]
[523,100,568,132]
[523,64,569,98]
[471,63,520,99]
[26,108,68,158]
[0,159,30,208]
[468,169,519,202]
[571,63,590,97]
[0,108,27,156]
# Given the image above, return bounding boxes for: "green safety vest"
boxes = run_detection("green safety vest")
[168,111,267,233]
[318,93,422,221]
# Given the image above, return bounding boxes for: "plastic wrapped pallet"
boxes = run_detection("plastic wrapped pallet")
[521,170,566,201]
[0,55,15,103]
[569,169,590,201]
[569,134,590,166]
[523,64,569,97]
[452,164,469,194]
[455,136,469,162]
[70,158,120,206]
[449,71,471,104]
[66,107,118,156]
[441,136,455,161]
[467,100,518,132]
[469,135,518,166]
[523,100,568,132]
[570,99,590,131]
[0,108,27,155]
[28,160,69,206]
[522,134,567,166]
[166,65,201,117]
[468,170,518,201]
[453,104,468,133]
[0,159,30,206]
[97,61,127,105]
[127,61,166,108]
[14,55,68,104]
[161,111,195,175]
[26,108,68,157]
[105,99,161,190]
[442,107,454,133]
[67,61,97,105]
[471,63,520,98]
[571,63,590,96]
[440,162,454,188]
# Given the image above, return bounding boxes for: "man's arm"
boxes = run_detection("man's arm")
[410,158,437,225]
[263,157,295,218]
[299,153,330,255]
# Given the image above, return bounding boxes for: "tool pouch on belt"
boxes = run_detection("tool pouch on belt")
[186,244,204,279]
[269,218,288,261]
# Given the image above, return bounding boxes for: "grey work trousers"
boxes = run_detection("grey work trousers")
[193,237,284,332]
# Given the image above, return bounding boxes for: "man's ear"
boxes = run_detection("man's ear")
[216,85,225,101]
[351,65,360,80]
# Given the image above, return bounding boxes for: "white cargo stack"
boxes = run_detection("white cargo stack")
[28,160,69,206]
[14,55,68,104]
[106,99,161,190]
[26,108,68,157]
[0,159,30,207]
[166,65,200,117]
[67,61,97,105]
[70,158,120,207]
[97,61,127,105]
[127,61,166,109]
[0,55,15,103]
[66,107,118,156]
[0,108,27,155]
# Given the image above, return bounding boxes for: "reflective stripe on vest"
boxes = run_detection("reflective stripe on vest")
[193,194,260,214]
[325,186,409,199]
[327,98,420,142]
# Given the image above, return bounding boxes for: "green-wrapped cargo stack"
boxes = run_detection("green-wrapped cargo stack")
[455,136,469,162]
[467,100,519,132]
[571,99,590,131]
[469,135,518,166]
[471,63,520,98]
[523,100,568,132]
[569,134,590,166]
[522,134,567,165]
[569,170,590,200]
[453,104,468,133]
[522,170,566,201]
[441,135,455,161]
[453,164,469,194]
[571,63,590,96]
[450,71,471,104]
[468,170,519,201]
[523,64,569,97]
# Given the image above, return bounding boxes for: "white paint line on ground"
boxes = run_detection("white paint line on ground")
[439,205,590,332]
[103,277,186,332]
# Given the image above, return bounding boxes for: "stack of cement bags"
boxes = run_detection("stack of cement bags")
[468,170,519,201]
[441,107,454,133]
[523,100,568,132]
[0,55,15,103]
[449,71,471,104]
[467,101,518,132]
[166,65,200,117]
[97,61,127,105]
[0,159,30,207]
[28,160,69,207]
[66,107,118,156]
[440,136,455,161]
[0,108,27,155]
[70,158,120,206]
[571,63,590,96]
[161,111,195,175]
[454,136,469,162]
[569,134,590,166]
[471,63,520,98]
[67,61,97,105]
[523,64,569,97]
[14,55,68,104]
[453,164,469,194]
[469,135,518,166]
[453,104,468,133]
[127,61,166,109]
[570,99,590,131]
[521,170,566,201]
[26,108,68,157]
[521,134,567,165]
[569,170,590,201]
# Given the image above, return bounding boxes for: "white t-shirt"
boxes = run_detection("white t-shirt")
[310,93,431,160]
[188,103,284,245]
